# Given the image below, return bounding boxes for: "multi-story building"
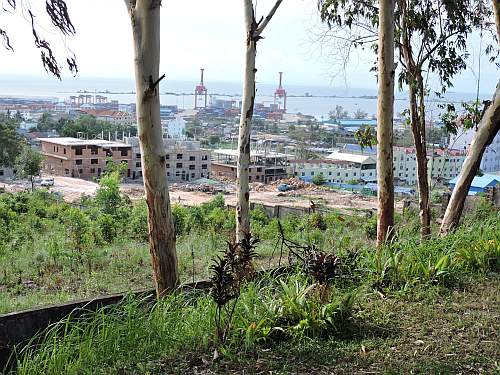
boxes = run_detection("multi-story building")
[290,152,377,184]
[212,149,291,183]
[38,137,132,179]
[341,144,466,185]
[449,129,500,173]
[162,118,186,139]
[125,137,211,182]
[83,109,135,126]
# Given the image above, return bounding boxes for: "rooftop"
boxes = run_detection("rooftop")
[37,137,130,148]
[449,174,500,189]
[326,151,375,164]
[213,149,293,158]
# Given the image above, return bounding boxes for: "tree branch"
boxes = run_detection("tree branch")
[254,0,283,38]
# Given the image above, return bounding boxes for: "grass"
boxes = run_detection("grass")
[2,193,499,373]
[11,275,499,374]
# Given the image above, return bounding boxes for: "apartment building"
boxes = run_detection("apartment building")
[83,109,135,126]
[290,152,377,184]
[125,137,211,182]
[341,144,466,185]
[449,129,500,173]
[211,149,291,183]
[38,137,132,179]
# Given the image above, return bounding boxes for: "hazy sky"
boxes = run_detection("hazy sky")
[0,0,498,93]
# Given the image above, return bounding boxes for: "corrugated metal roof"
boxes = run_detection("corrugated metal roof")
[448,174,500,188]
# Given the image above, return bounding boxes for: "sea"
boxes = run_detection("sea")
[0,75,489,120]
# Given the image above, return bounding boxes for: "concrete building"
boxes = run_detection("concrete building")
[449,129,500,173]
[341,144,466,186]
[83,109,135,126]
[38,137,132,179]
[212,149,292,183]
[125,137,211,182]
[163,118,186,139]
[289,152,377,184]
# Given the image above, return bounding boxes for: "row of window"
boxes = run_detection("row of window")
[74,159,129,166]
[298,171,374,178]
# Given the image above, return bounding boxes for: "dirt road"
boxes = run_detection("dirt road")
[2,176,398,213]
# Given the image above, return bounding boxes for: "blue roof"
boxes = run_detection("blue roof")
[448,174,500,189]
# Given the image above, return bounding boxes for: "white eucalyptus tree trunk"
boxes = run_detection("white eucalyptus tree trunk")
[236,0,283,241]
[440,82,500,235]
[125,0,178,297]
[376,0,395,247]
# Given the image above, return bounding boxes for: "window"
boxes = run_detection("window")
[175,171,180,177]
[0,170,3,176]
[202,155,208,161]
[121,149,128,156]
[257,167,262,172]
[91,159,98,165]
[166,154,170,160]
[189,156,195,161]
[202,164,208,170]
[353,172,357,176]
[329,172,332,176]
[75,159,83,165]
[64,148,66,155]
[167,172,170,176]
[176,163,183,168]
[136,153,141,159]
[78,169,83,174]
[311,172,314,176]
[90,168,96,173]
[301,172,305,177]
[136,162,141,168]
[249,176,252,181]
[189,165,195,170]
[191,173,195,178]
[176,154,183,160]
[166,163,170,168]
[75,147,83,156]
[64,169,70,175]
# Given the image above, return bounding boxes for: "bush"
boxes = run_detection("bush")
[312,173,326,186]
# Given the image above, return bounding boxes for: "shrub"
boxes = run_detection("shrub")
[312,173,326,186]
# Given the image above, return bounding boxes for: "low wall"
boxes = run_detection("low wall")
[0,280,211,371]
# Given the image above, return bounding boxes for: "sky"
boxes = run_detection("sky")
[0,0,498,94]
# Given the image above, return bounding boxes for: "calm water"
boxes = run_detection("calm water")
[0,75,488,120]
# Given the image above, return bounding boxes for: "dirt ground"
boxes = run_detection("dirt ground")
[1,176,402,213]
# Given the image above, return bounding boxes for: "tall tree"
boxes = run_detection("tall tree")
[319,0,493,239]
[440,2,500,235]
[125,0,178,297]
[0,116,23,167]
[439,83,500,234]
[376,0,395,247]
[236,0,283,241]
[15,146,44,191]
[1,0,77,79]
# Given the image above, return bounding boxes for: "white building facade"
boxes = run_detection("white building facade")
[449,129,500,173]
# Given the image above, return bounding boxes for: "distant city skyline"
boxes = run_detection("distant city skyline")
[0,0,498,93]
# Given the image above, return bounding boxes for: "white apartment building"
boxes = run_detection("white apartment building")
[162,118,186,139]
[392,147,466,185]
[449,129,500,173]
[289,152,377,184]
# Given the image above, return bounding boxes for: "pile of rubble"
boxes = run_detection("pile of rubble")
[251,177,318,193]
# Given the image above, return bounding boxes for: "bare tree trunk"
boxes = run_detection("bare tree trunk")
[125,0,178,297]
[376,0,395,248]
[408,81,431,239]
[494,0,500,43]
[440,83,500,235]
[236,0,283,241]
